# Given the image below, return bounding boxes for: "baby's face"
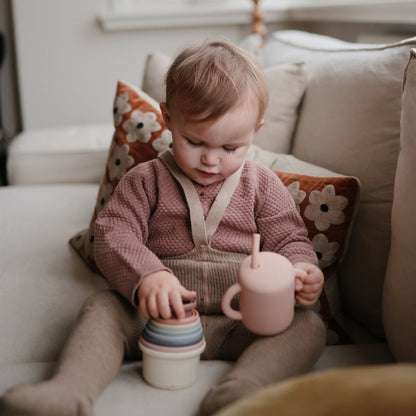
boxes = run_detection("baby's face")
[160,99,262,186]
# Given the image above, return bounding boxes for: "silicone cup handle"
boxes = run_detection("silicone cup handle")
[221,283,243,320]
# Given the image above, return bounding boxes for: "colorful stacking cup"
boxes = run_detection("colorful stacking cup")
[139,301,205,390]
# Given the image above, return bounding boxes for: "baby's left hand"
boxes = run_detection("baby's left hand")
[293,262,324,307]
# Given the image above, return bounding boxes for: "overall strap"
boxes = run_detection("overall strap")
[159,150,243,247]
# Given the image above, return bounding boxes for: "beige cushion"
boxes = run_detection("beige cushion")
[383,49,416,362]
[255,63,307,153]
[0,185,108,364]
[263,30,416,338]
[7,124,113,185]
[141,51,171,104]
[0,361,232,415]
[140,51,308,155]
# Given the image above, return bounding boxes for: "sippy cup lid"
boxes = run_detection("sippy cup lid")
[239,234,295,293]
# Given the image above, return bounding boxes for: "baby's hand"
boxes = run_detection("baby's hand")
[138,270,196,320]
[293,262,324,307]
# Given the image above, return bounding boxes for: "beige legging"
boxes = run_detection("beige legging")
[0,289,325,416]
[68,288,325,390]
[76,289,325,393]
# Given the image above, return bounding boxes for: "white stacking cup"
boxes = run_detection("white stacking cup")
[139,300,205,390]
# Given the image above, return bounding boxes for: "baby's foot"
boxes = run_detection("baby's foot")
[0,381,93,416]
[199,377,259,416]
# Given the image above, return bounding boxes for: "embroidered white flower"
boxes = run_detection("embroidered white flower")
[95,183,114,214]
[108,144,134,181]
[312,233,339,269]
[113,93,131,126]
[286,181,306,213]
[304,185,347,231]
[123,110,161,143]
[152,130,172,154]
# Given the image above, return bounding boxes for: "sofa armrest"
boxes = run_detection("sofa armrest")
[383,49,416,362]
[7,124,113,185]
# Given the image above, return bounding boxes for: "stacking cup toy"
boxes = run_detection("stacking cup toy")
[138,300,205,390]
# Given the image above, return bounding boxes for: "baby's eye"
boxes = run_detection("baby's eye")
[223,146,238,152]
[186,138,203,147]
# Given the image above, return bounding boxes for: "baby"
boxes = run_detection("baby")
[0,40,325,416]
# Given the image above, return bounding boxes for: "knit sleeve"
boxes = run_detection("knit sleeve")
[255,167,318,266]
[94,163,172,306]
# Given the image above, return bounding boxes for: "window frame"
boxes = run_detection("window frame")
[99,0,416,32]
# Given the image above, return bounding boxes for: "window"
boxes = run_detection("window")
[99,0,416,32]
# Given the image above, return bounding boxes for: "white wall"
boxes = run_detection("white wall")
[11,0,416,131]
[12,0,257,130]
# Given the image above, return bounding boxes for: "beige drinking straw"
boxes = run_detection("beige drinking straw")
[251,233,261,269]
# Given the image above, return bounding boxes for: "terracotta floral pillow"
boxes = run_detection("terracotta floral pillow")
[275,171,361,344]
[69,80,172,270]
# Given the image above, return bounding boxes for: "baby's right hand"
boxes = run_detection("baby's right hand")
[138,270,196,320]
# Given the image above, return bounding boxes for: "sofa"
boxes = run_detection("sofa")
[1,29,416,415]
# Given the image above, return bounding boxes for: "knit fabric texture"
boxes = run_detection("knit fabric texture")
[94,157,317,305]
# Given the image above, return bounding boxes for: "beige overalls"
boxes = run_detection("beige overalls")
[158,151,257,360]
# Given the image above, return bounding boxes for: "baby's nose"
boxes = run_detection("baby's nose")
[201,150,218,166]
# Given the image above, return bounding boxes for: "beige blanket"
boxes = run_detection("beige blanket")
[214,364,416,416]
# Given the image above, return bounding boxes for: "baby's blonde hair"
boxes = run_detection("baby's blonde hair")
[165,40,269,124]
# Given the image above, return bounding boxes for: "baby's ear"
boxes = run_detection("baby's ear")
[160,102,171,129]
[255,118,265,132]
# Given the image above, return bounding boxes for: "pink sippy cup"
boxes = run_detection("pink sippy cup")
[221,234,306,335]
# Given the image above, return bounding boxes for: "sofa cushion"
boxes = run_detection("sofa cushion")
[257,63,308,153]
[262,30,416,338]
[277,171,360,343]
[0,185,108,364]
[141,51,308,154]
[0,361,232,416]
[0,344,394,415]
[7,124,113,185]
[141,51,170,104]
[383,49,416,362]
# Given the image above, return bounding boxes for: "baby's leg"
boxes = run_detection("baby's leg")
[199,308,326,416]
[0,290,144,416]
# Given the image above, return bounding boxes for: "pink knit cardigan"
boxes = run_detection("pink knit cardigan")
[94,157,317,305]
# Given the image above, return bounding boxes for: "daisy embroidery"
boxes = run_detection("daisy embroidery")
[286,181,306,213]
[123,110,161,143]
[113,93,131,126]
[304,185,347,231]
[311,233,339,269]
[152,130,172,154]
[108,144,134,181]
